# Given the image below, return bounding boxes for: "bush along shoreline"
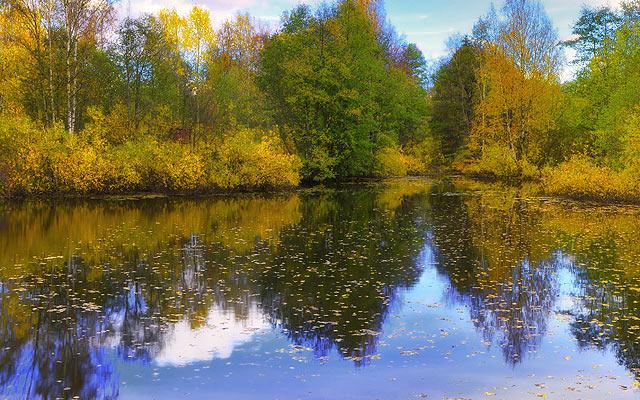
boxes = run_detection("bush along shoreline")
[0,116,434,198]
[0,116,303,197]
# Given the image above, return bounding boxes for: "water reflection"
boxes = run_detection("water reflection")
[429,183,560,365]
[1,179,640,398]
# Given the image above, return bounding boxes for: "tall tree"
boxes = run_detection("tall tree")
[6,0,56,124]
[59,0,114,132]
[431,36,480,157]
[470,0,562,164]
[565,6,621,66]
[183,6,214,138]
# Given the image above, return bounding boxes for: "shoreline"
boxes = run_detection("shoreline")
[4,173,640,208]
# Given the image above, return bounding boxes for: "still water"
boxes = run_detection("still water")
[1,178,640,399]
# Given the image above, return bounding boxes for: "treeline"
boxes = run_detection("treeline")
[431,0,640,202]
[2,0,639,201]
[0,0,432,196]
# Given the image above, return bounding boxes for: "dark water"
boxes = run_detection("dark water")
[1,178,640,399]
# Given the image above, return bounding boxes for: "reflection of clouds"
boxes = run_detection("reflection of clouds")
[155,303,268,367]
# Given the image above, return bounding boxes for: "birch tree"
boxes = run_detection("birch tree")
[59,0,113,132]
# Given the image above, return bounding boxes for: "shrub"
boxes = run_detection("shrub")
[459,144,540,180]
[542,156,640,202]
[404,137,439,175]
[476,144,520,177]
[156,144,206,191]
[209,129,301,189]
[373,140,437,178]
[0,116,302,196]
[50,138,112,194]
[374,147,408,177]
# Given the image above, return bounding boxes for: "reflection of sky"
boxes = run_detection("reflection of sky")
[117,241,639,400]
[155,303,269,366]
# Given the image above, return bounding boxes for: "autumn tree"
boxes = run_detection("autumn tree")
[59,0,114,132]
[205,14,270,135]
[262,0,431,181]
[470,0,562,167]
[0,4,31,116]
[5,0,59,124]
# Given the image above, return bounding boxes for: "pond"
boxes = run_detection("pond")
[1,178,640,399]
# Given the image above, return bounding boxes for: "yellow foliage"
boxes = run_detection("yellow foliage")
[374,147,408,177]
[156,145,206,191]
[461,143,540,179]
[542,156,640,202]
[471,44,561,166]
[374,140,436,177]
[209,129,302,189]
[84,104,132,144]
[0,116,302,196]
[622,107,640,172]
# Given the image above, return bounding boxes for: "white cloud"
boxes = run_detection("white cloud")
[154,302,269,367]
[118,0,263,26]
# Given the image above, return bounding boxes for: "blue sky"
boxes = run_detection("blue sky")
[122,0,622,76]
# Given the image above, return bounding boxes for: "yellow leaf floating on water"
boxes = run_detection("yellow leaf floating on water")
[484,392,496,396]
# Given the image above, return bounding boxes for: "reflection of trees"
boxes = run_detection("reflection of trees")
[0,256,119,400]
[255,188,431,364]
[548,210,640,379]
[0,181,434,397]
[431,178,640,377]
[429,181,559,365]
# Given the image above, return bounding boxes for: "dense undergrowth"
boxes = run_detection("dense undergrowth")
[0,116,302,196]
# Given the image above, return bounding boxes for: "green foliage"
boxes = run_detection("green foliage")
[431,37,480,157]
[542,2,640,202]
[558,4,640,167]
[564,6,621,66]
[261,0,432,181]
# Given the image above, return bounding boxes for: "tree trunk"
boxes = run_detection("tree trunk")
[66,28,74,132]
[47,15,55,125]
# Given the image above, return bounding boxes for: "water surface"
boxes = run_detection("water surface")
[1,178,640,399]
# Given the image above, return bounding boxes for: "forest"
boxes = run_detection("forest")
[0,0,638,201]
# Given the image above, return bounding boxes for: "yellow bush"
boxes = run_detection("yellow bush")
[374,147,408,177]
[84,104,131,145]
[404,137,438,175]
[156,145,206,191]
[1,117,301,196]
[210,129,301,189]
[477,144,520,177]
[459,144,540,180]
[542,156,640,202]
[622,107,640,171]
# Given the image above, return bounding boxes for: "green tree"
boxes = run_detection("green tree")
[564,6,621,66]
[262,0,430,181]
[431,36,480,157]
